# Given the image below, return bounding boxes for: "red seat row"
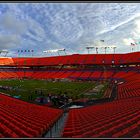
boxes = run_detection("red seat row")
[0,52,139,66]
[0,93,63,138]
[62,97,140,138]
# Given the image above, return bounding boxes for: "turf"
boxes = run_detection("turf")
[0,79,109,102]
[0,79,95,101]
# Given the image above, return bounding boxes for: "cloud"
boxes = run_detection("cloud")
[132,19,140,39]
[123,38,135,46]
[0,34,21,49]
[25,18,46,42]
[49,10,84,43]
[42,39,65,52]
[97,13,140,35]
[0,12,27,34]
[0,10,48,52]
[0,3,140,56]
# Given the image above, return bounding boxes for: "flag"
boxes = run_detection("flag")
[28,50,30,52]
[25,50,27,52]
[131,43,135,46]
[100,40,104,42]
[21,50,23,52]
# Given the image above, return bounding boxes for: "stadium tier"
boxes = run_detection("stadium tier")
[1,2,140,138]
[0,52,140,138]
[0,93,63,138]
[62,97,140,138]
[0,52,139,66]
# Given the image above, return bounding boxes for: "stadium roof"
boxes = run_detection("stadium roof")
[0,3,140,57]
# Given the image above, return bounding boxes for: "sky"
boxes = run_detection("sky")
[0,3,140,57]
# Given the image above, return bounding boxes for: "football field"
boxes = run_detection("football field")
[0,79,108,102]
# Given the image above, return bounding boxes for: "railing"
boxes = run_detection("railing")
[59,84,118,111]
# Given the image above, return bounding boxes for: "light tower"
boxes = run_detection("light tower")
[109,45,117,65]
[0,50,9,57]
[112,46,117,54]
[86,47,90,54]
[86,46,95,54]
[108,45,117,54]
[58,48,66,55]
[43,48,66,56]
[104,47,107,54]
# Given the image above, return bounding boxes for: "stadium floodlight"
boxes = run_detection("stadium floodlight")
[109,45,117,54]
[0,50,8,53]
[0,50,9,57]
[104,47,108,54]
[43,49,58,53]
[86,47,89,54]
[43,48,66,56]
[58,48,66,55]
[101,46,108,54]
[86,46,95,54]
[57,48,65,51]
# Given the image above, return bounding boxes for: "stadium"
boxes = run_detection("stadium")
[0,2,140,138]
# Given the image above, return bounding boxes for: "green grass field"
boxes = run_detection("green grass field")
[0,79,108,102]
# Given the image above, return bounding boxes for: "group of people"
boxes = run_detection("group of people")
[47,93,72,107]
[34,90,73,107]
[0,85,13,90]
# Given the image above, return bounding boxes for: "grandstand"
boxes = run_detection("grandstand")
[0,52,140,138]
[0,2,139,138]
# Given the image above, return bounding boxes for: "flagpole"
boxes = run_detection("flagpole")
[96,47,98,54]
[132,46,134,52]
[104,47,106,54]
[87,48,89,54]
[133,39,139,52]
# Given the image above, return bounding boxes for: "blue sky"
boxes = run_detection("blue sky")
[0,3,140,57]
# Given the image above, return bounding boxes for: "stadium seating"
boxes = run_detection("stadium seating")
[0,93,63,138]
[90,71,103,79]
[0,52,139,67]
[117,74,140,100]
[78,71,93,79]
[62,97,140,138]
[100,71,114,79]
[0,52,140,138]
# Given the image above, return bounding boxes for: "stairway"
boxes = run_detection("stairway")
[44,112,68,138]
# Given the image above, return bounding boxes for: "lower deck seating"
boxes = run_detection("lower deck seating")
[0,70,138,81]
[62,97,140,138]
[117,77,140,100]
[0,69,140,138]
[0,93,63,138]
[62,71,140,138]
[0,70,140,100]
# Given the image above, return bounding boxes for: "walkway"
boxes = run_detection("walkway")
[44,112,68,138]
